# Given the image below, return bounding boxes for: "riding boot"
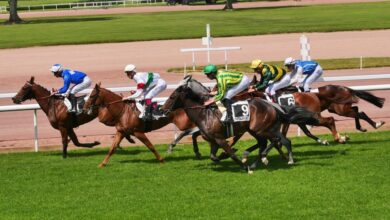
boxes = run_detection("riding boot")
[69,94,77,113]
[144,103,153,121]
[271,94,278,103]
[222,98,233,123]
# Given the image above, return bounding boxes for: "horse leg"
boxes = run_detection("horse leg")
[250,137,268,169]
[167,129,191,154]
[59,127,69,159]
[99,131,124,168]
[218,134,242,160]
[216,139,247,170]
[278,133,294,165]
[192,130,202,159]
[318,115,346,144]
[358,111,385,129]
[242,143,258,164]
[299,123,329,145]
[133,132,164,162]
[351,106,366,132]
[210,142,220,163]
[125,135,136,144]
[67,128,100,148]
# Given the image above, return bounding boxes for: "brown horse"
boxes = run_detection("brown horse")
[83,83,202,167]
[161,76,320,170]
[12,77,101,158]
[275,85,385,142]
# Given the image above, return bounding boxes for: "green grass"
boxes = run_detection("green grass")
[168,57,390,73]
[1,2,390,48]
[0,130,389,219]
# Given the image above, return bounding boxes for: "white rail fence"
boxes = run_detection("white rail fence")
[0,0,163,13]
[0,74,389,152]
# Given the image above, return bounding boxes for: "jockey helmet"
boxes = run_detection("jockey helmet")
[203,64,218,75]
[50,64,62,73]
[250,59,263,69]
[124,64,136,73]
[284,57,296,66]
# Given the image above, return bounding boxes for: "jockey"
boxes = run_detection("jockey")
[50,64,92,113]
[122,64,167,121]
[284,57,323,92]
[249,59,287,102]
[203,64,251,123]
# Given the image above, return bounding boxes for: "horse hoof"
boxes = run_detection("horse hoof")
[261,157,269,166]
[158,159,165,163]
[322,140,329,145]
[195,153,202,160]
[242,158,248,164]
[166,148,173,154]
[359,128,367,132]
[287,160,294,165]
[98,163,106,168]
[376,121,385,129]
[248,170,254,175]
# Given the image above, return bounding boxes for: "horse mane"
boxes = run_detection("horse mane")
[34,83,50,94]
[188,78,210,94]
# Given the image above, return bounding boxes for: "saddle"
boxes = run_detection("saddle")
[63,95,87,114]
[135,100,166,120]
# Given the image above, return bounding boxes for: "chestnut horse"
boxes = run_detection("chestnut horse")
[275,85,385,142]
[162,76,319,170]
[83,83,201,167]
[12,77,101,158]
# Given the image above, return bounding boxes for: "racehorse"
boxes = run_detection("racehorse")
[83,83,202,167]
[161,76,319,170]
[12,77,102,158]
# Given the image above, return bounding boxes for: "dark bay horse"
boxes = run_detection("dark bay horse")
[83,83,202,167]
[162,76,319,170]
[12,77,101,158]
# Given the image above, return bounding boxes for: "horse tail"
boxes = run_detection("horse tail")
[350,88,385,108]
[275,106,319,125]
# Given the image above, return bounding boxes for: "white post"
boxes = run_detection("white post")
[184,63,187,76]
[192,52,195,71]
[206,24,211,63]
[224,49,228,70]
[360,56,363,70]
[33,110,39,152]
[300,35,311,61]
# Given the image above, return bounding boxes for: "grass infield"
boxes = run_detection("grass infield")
[1,2,390,48]
[0,130,389,219]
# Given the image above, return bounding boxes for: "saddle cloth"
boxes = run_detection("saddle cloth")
[218,100,250,122]
[135,101,166,120]
[64,95,88,114]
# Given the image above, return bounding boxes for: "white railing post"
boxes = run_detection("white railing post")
[33,109,39,152]
[192,52,195,71]
[224,49,228,70]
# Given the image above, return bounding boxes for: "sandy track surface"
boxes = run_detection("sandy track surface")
[0,29,389,152]
[0,0,387,20]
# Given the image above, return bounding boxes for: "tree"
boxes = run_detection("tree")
[223,0,233,10]
[6,0,22,24]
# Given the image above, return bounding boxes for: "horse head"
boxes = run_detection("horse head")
[12,76,35,104]
[162,76,209,114]
[84,82,102,115]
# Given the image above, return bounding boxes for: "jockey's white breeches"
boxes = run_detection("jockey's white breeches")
[302,65,323,92]
[69,76,92,95]
[265,74,292,95]
[225,75,251,99]
[144,78,167,99]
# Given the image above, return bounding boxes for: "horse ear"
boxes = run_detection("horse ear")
[29,76,35,84]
